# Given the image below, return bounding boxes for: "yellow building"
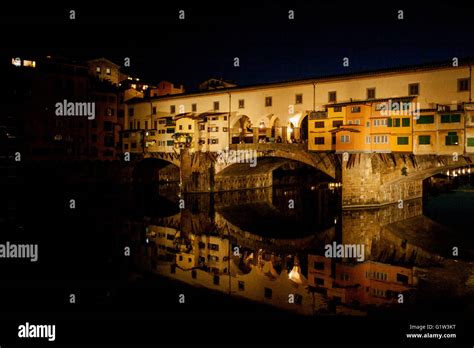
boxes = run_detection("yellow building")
[413,109,437,155]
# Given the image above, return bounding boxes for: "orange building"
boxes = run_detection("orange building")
[307,254,415,306]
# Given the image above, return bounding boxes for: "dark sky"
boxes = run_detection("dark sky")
[2,1,474,91]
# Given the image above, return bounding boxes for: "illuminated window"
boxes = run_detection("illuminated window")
[340,135,350,143]
[23,60,36,68]
[351,106,361,113]
[11,57,21,67]
[328,91,337,102]
[96,66,101,73]
[238,99,245,108]
[106,68,111,75]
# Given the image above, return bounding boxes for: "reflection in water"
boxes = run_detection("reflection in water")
[132,184,451,316]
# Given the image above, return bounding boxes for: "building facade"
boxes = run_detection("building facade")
[122,59,473,156]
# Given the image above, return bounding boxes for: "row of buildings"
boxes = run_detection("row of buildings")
[5,56,474,160]
[123,58,474,156]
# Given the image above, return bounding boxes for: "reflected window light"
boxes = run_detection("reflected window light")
[12,57,21,67]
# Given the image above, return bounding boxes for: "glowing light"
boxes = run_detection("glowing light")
[288,265,303,284]
[12,57,21,67]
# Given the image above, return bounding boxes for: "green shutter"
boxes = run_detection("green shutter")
[417,115,434,124]
[402,118,410,127]
[451,114,461,122]
[441,115,449,123]
[467,138,474,147]
[387,118,392,127]
[397,137,409,145]
[418,135,430,145]
[395,118,401,127]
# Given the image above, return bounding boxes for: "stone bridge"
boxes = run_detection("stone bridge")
[134,144,473,208]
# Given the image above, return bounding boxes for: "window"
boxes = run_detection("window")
[314,137,325,145]
[467,138,474,147]
[106,68,111,75]
[214,101,220,111]
[366,121,370,127]
[355,119,360,125]
[418,135,431,145]
[208,243,219,251]
[295,94,303,104]
[441,114,461,123]
[365,136,371,144]
[192,270,197,279]
[458,78,470,92]
[188,124,192,130]
[103,121,113,131]
[351,106,361,113]
[387,118,392,127]
[166,128,174,133]
[397,136,409,145]
[213,275,220,285]
[315,121,325,128]
[192,103,197,112]
[210,138,219,144]
[408,83,419,96]
[152,107,156,115]
[340,135,350,143]
[333,106,342,112]
[238,99,245,108]
[348,120,353,125]
[396,273,409,284]
[179,125,183,130]
[313,262,324,270]
[154,121,158,129]
[199,124,205,131]
[265,96,272,107]
[445,132,459,145]
[328,91,337,102]
[333,120,343,127]
[96,66,101,73]
[170,105,176,114]
[223,127,228,132]
[118,110,124,118]
[315,278,324,286]
[402,118,410,127]
[294,294,303,305]
[128,107,134,117]
[144,121,148,130]
[129,121,133,129]
[367,88,376,99]
[131,142,137,149]
[136,121,140,129]
[416,115,434,124]
[264,288,273,299]
[238,281,245,291]
[166,140,174,146]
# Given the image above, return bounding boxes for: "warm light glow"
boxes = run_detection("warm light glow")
[11,57,21,67]
[288,265,303,284]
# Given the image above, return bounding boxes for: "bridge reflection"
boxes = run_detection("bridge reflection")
[132,185,456,316]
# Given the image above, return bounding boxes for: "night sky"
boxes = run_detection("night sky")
[2,1,474,90]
